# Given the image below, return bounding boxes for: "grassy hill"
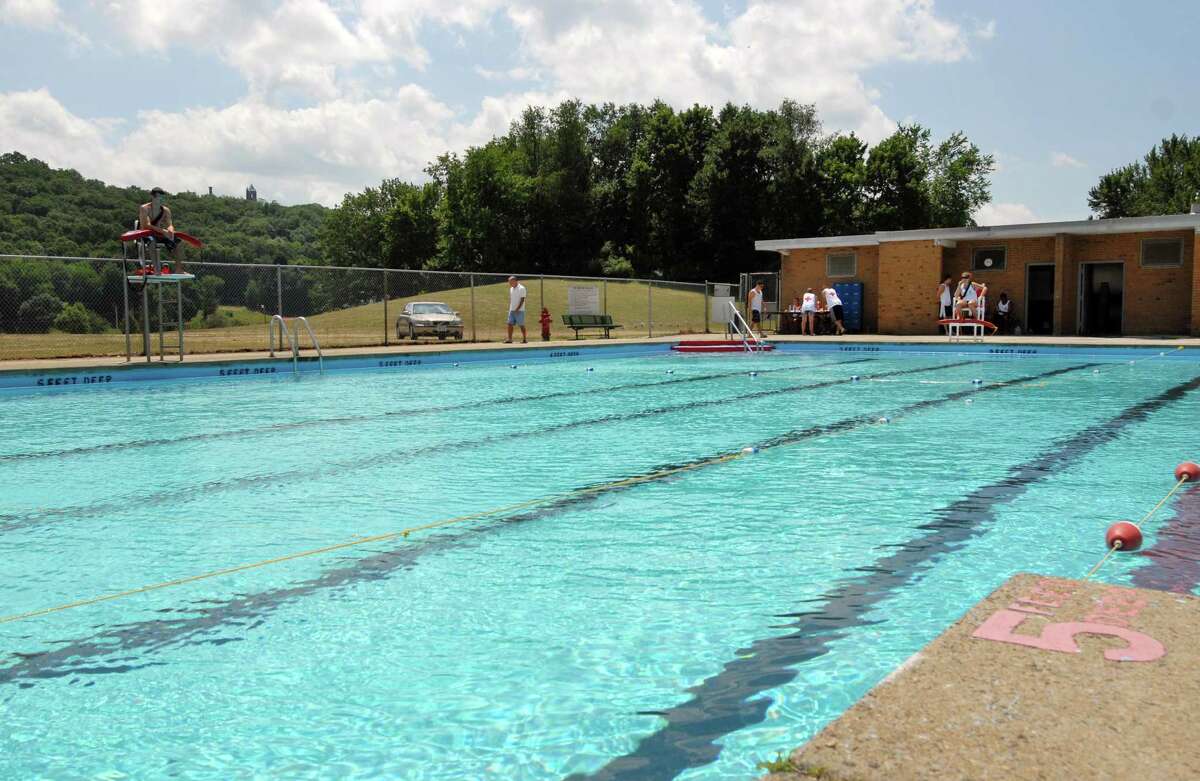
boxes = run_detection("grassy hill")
[0,276,715,360]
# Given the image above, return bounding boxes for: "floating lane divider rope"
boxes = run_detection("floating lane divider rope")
[0,451,752,626]
[1084,459,1199,580]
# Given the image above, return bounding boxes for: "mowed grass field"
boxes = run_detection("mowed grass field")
[0,278,719,360]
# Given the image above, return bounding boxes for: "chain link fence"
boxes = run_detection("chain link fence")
[0,254,735,361]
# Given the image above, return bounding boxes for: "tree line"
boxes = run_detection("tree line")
[4,120,1198,336]
[320,100,995,282]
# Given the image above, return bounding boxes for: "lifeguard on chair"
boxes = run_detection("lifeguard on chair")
[119,186,203,275]
[938,271,997,341]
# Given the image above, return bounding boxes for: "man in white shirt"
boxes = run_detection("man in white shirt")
[822,286,846,335]
[505,275,528,343]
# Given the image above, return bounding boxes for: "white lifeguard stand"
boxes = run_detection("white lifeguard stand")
[120,229,198,362]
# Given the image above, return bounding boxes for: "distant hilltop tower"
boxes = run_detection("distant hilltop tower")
[246,184,257,201]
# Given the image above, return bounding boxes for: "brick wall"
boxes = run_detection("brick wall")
[777,228,1196,336]
[878,240,943,334]
[1070,230,1194,335]
[944,236,1056,329]
[780,245,879,332]
[1193,231,1200,336]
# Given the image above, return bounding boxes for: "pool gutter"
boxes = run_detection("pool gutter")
[0,336,1196,391]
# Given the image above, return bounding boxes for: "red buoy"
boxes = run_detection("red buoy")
[1175,461,1200,482]
[1105,521,1143,552]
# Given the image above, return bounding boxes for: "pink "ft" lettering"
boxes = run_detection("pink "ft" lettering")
[972,609,1165,662]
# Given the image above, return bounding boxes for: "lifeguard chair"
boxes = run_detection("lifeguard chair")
[120,227,202,362]
[940,295,996,342]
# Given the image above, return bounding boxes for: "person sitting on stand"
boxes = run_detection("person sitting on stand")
[138,187,185,273]
[953,271,986,320]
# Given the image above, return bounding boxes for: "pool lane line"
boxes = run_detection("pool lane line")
[0,358,943,534]
[0,357,873,464]
[572,369,1200,781]
[0,362,1077,685]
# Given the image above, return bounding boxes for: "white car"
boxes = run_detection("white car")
[396,301,464,340]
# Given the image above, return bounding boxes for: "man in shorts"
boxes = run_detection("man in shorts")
[505,275,527,343]
[822,286,846,335]
[747,281,765,337]
[138,187,184,272]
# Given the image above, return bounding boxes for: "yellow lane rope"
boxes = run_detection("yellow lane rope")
[1136,476,1188,527]
[1083,540,1123,580]
[0,452,749,626]
[1083,472,1192,580]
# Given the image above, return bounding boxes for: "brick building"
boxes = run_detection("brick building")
[757,208,1200,336]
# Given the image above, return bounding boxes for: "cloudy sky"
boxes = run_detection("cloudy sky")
[2,0,1196,227]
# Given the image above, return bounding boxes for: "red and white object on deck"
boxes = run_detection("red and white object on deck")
[671,340,775,353]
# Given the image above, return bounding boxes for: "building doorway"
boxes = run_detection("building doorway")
[1079,262,1124,336]
[1024,263,1055,335]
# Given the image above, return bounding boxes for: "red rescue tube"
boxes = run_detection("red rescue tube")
[119,229,203,248]
[936,318,999,333]
[1175,461,1200,482]
[1105,521,1143,552]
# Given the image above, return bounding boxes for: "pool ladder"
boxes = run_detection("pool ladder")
[727,302,766,353]
[268,315,324,375]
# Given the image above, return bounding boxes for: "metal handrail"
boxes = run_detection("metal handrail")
[727,301,764,353]
[292,316,324,374]
[268,314,291,359]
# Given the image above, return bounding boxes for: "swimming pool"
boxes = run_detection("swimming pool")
[2,347,1198,779]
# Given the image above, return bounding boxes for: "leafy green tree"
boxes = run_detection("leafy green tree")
[18,292,64,332]
[1088,134,1200,217]
[194,275,225,318]
[864,125,932,231]
[816,134,868,236]
[54,302,109,333]
[383,182,441,270]
[927,131,994,227]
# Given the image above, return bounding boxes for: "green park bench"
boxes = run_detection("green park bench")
[561,314,623,339]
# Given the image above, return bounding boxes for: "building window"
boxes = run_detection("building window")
[826,252,857,277]
[1141,238,1183,268]
[972,246,1006,271]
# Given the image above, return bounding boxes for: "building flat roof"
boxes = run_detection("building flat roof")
[756,212,1200,252]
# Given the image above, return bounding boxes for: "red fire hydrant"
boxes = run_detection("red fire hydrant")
[540,307,552,341]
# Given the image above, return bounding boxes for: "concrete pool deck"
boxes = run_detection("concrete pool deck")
[761,573,1200,781]
[1,333,1197,374]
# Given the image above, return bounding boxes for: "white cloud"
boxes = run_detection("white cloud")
[10,1,984,204]
[0,87,456,205]
[501,0,973,141]
[974,202,1038,226]
[474,65,539,82]
[1,0,59,27]
[1,0,89,45]
[1051,151,1085,169]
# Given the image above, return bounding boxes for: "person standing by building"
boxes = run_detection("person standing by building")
[505,275,527,343]
[747,281,766,337]
[822,286,846,335]
[937,275,954,332]
[801,287,818,335]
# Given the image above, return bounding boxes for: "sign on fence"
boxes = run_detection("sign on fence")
[711,297,734,323]
[568,285,602,315]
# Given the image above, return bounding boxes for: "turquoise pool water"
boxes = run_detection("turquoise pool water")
[1,349,1198,779]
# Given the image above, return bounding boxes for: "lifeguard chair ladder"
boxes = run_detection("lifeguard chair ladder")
[120,230,196,362]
